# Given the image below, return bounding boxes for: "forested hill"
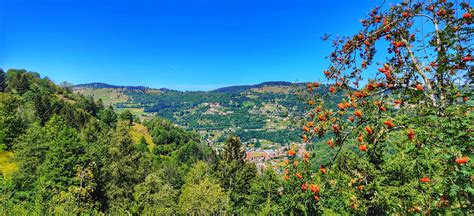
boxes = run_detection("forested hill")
[212,81,294,93]
[0,68,238,214]
[73,81,342,147]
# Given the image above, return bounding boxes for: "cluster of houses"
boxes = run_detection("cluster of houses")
[245,142,307,172]
[202,102,234,116]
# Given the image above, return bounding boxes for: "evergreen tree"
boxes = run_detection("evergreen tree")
[12,115,88,212]
[118,110,133,125]
[0,93,32,150]
[0,69,6,92]
[245,169,284,214]
[99,106,117,127]
[217,136,257,213]
[6,70,30,95]
[104,121,150,212]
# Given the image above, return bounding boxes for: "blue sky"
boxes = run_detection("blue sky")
[1,0,386,90]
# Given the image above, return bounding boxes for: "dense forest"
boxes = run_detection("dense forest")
[1,0,473,215]
[0,69,277,214]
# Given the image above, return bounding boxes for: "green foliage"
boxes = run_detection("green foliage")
[0,93,31,150]
[132,172,177,215]
[118,110,133,125]
[179,162,229,214]
[0,69,227,214]
[244,169,285,214]
[98,106,118,127]
[217,136,257,213]
[136,136,149,153]
[103,121,150,211]
[6,69,30,95]
[285,0,474,215]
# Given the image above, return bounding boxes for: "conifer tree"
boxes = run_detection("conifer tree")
[0,69,6,92]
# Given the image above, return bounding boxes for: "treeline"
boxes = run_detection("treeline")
[0,69,288,214]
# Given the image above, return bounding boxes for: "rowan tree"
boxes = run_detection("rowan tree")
[285,0,473,214]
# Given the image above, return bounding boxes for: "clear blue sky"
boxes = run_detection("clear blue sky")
[1,0,386,90]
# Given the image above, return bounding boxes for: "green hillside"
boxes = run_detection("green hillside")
[74,82,340,147]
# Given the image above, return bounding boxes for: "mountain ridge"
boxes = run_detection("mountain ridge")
[74,81,303,93]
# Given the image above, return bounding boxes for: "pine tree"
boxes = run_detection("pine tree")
[217,136,257,213]
[0,69,6,92]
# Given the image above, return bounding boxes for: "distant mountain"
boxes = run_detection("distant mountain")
[74,82,147,90]
[74,82,176,92]
[75,81,299,93]
[212,81,295,93]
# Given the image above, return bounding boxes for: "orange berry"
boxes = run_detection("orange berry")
[365,126,373,134]
[304,152,310,160]
[359,144,367,152]
[407,129,415,140]
[296,173,303,179]
[354,110,362,118]
[327,139,334,148]
[357,135,363,142]
[303,126,310,132]
[383,120,395,128]
[301,182,308,191]
[288,149,296,156]
[354,91,364,98]
[416,84,424,91]
[313,195,320,201]
[293,161,298,167]
[455,156,469,165]
[318,114,326,121]
[419,177,430,183]
[319,166,327,174]
[309,184,320,193]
